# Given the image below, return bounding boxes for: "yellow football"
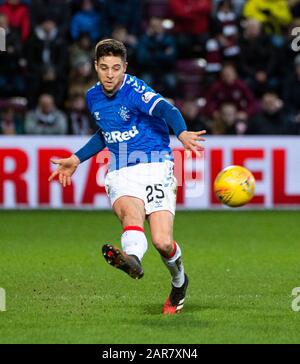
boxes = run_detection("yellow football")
[214,165,256,207]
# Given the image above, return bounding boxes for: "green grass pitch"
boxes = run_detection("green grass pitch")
[0,210,299,344]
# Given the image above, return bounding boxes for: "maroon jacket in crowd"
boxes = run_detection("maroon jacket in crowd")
[0,1,30,42]
[204,79,256,117]
[170,0,212,35]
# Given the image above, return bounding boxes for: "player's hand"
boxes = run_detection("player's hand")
[178,130,206,158]
[48,154,80,187]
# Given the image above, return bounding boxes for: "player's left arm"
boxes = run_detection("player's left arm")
[152,99,206,157]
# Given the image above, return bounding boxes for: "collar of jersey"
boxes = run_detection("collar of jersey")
[99,74,128,98]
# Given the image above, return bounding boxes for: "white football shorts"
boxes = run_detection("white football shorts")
[104,161,177,215]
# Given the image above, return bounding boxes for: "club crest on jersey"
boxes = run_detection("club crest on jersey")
[142,92,157,103]
[118,106,130,121]
[102,125,139,143]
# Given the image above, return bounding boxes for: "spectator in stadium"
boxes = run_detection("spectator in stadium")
[111,25,138,71]
[70,0,103,43]
[169,0,212,57]
[0,0,30,42]
[204,63,256,121]
[287,115,300,135]
[246,92,292,134]
[67,94,95,135]
[238,19,277,97]
[205,0,240,78]
[68,54,97,100]
[243,0,292,35]
[180,99,209,132]
[0,13,25,97]
[290,0,300,19]
[210,102,247,134]
[26,16,68,107]
[283,54,300,121]
[30,0,71,36]
[205,38,223,77]
[136,17,177,97]
[25,94,67,135]
[103,0,141,37]
[69,32,94,70]
[211,0,240,62]
[213,0,246,15]
[0,106,24,135]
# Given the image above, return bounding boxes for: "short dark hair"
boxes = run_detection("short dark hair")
[95,39,127,63]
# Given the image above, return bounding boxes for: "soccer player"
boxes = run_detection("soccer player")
[48,39,206,315]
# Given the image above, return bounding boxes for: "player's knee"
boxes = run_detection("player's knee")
[114,203,144,227]
[152,234,173,255]
[117,209,143,227]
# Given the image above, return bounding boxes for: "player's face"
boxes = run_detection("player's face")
[95,56,127,93]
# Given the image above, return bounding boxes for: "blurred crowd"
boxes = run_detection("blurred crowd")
[1,0,300,136]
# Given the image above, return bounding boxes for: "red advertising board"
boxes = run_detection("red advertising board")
[0,136,299,209]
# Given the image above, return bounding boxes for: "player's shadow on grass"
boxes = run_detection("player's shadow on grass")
[127,307,210,329]
[138,317,209,330]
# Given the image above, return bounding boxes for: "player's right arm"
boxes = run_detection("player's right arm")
[48,128,105,187]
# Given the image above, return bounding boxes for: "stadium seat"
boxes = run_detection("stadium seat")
[0,97,28,115]
[144,0,170,18]
[176,59,206,98]
[176,59,206,80]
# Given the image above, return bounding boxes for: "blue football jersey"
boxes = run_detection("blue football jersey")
[86,74,173,171]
